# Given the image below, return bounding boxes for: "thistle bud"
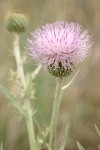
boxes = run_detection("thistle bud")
[6,12,28,33]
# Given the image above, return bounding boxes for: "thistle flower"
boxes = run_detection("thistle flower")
[27,21,92,77]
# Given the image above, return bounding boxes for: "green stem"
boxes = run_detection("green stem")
[25,101,36,150]
[13,34,36,150]
[13,33,26,88]
[49,77,64,150]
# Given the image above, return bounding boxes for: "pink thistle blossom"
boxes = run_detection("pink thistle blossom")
[27,21,93,77]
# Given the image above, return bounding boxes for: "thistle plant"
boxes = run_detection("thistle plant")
[0,17,93,150]
[0,12,42,150]
[27,21,93,150]
[6,12,28,88]
[5,11,37,150]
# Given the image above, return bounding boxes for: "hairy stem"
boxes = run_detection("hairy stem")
[25,101,36,150]
[13,34,37,150]
[13,33,26,88]
[49,77,64,150]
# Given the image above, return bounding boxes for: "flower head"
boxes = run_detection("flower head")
[27,21,92,77]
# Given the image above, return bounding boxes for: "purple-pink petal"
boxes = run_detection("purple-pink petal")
[27,21,93,70]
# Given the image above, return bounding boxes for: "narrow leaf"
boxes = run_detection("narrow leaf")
[32,65,41,80]
[62,70,79,90]
[34,119,44,140]
[0,85,23,114]
[95,124,100,137]
[77,141,85,150]
[60,124,69,150]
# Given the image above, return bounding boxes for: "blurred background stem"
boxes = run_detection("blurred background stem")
[49,77,64,150]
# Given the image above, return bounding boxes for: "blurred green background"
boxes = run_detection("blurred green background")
[0,0,100,150]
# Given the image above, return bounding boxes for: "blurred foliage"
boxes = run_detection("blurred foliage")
[0,0,100,150]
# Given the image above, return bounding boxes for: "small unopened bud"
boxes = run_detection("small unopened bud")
[6,12,28,33]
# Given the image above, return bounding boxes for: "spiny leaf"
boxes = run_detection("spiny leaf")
[0,85,23,114]
[95,124,100,137]
[77,141,85,150]
[60,124,69,150]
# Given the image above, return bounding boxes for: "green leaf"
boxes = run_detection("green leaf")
[77,141,85,150]
[0,85,23,114]
[60,124,69,150]
[95,124,100,137]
